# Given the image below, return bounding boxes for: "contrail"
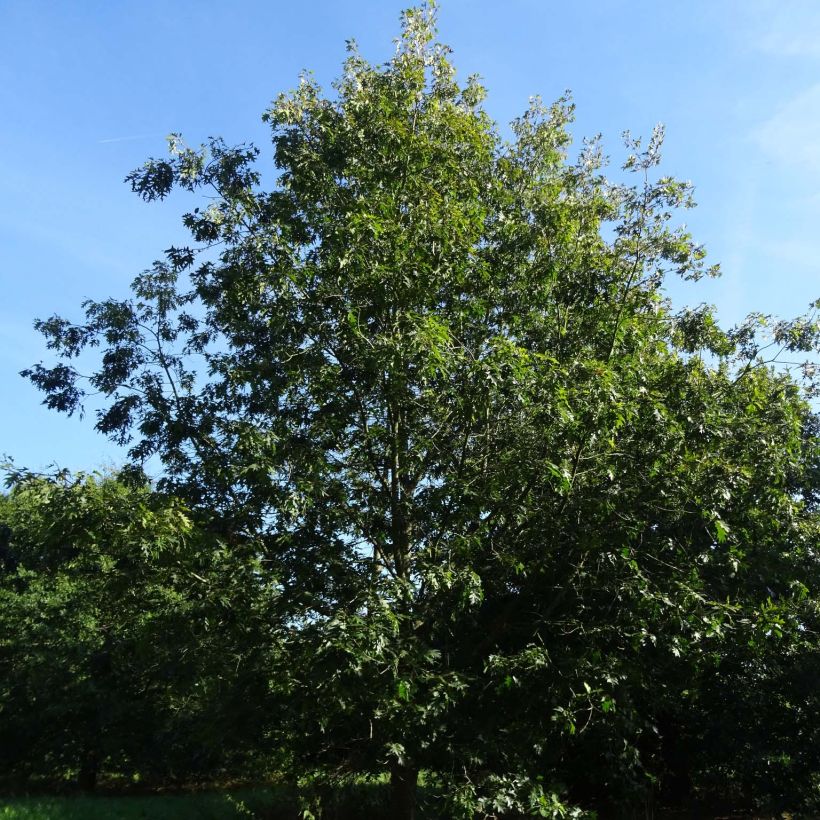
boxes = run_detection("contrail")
[97,134,156,144]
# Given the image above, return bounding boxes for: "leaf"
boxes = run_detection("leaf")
[714,519,730,544]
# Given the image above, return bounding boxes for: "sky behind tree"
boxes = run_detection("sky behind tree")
[1,0,818,473]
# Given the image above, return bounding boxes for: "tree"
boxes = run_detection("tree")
[0,470,278,789]
[22,3,820,816]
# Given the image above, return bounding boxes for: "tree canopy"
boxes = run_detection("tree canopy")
[0,470,278,790]
[18,3,820,817]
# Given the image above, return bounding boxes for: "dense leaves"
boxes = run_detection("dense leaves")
[0,472,279,788]
[16,2,820,816]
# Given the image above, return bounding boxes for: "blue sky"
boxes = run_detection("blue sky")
[1,0,818,474]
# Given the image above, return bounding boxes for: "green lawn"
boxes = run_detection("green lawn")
[0,790,765,819]
[0,782,434,820]
[0,789,292,820]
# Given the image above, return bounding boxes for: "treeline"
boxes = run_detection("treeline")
[0,472,279,790]
[2,465,820,815]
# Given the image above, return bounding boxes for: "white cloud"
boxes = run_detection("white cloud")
[754,235,820,273]
[744,0,820,58]
[753,83,820,173]
[758,25,820,59]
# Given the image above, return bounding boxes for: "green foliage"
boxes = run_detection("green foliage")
[17,2,820,815]
[0,471,279,788]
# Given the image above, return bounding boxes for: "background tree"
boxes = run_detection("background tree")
[21,3,820,816]
[0,470,278,790]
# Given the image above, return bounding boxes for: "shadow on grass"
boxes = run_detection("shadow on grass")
[0,782,445,820]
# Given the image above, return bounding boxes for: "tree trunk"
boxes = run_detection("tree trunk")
[389,763,418,820]
[77,750,98,791]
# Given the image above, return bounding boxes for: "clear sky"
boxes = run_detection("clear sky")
[1,0,818,474]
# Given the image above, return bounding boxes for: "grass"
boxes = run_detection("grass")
[0,788,292,820]
[0,782,442,820]
[0,788,768,819]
